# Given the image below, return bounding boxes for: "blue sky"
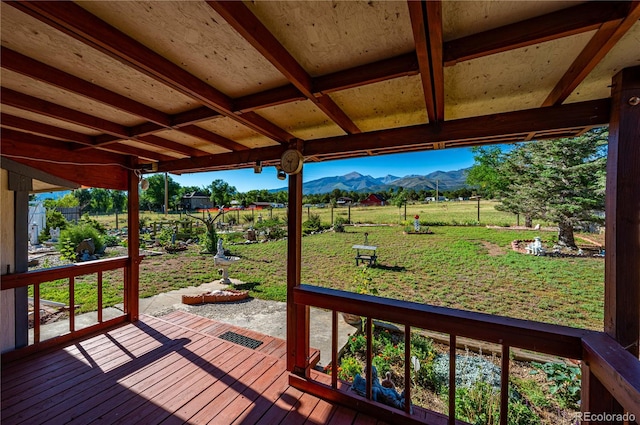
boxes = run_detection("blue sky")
[169,147,476,192]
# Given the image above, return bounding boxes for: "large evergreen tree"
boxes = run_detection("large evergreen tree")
[467,129,607,248]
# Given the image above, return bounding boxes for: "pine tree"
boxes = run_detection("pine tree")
[467,129,607,248]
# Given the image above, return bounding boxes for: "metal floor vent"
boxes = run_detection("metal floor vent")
[218,331,263,350]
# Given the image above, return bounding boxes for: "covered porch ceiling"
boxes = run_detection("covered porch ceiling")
[1,1,639,189]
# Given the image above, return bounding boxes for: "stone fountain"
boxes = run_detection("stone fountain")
[214,239,240,284]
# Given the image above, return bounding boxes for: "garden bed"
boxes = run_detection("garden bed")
[331,324,580,425]
[181,289,249,305]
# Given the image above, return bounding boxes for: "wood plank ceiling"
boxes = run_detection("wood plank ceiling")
[1,1,639,189]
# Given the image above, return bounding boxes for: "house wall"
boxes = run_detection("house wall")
[1,169,16,353]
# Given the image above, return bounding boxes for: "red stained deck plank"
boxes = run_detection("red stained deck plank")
[2,313,377,425]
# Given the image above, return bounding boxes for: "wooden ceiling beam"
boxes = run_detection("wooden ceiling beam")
[155,99,610,174]
[179,125,250,152]
[99,143,175,163]
[1,47,233,156]
[1,87,130,138]
[1,129,130,190]
[156,144,285,174]
[7,1,294,144]
[408,0,444,123]
[208,0,360,134]
[135,135,209,158]
[0,113,94,146]
[1,47,170,127]
[0,112,187,161]
[542,2,640,106]
[444,1,633,66]
[314,53,420,95]
[234,85,306,113]
[304,99,610,157]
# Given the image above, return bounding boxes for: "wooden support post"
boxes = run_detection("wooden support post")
[287,170,308,374]
[12,181,29,348]
[605,66,640,357]
[581,361,621,424]
[127,167,140,322]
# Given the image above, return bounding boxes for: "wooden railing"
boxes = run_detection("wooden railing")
[292,285,640,425]
[1,257,130,361]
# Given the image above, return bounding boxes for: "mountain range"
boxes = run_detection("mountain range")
[272,168,471,195]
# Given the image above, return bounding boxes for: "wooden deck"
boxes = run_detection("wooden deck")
[1,311,384,425]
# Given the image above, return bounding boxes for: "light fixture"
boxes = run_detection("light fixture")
[253,160,262,174]
[135,170,149,190]
[276,166,286,180]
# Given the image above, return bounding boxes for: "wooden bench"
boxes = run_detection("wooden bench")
[352,244,378,266]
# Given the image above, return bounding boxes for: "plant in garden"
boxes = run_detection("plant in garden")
[354,266,377,295]
[103,234,121,247]
[346,334,367,356]
[531,362,581,409]
[302,213,327,235]
[39,208,68,241]
[80,213,107,234]
[59,237,76,262]
[255,218,285,240]
[454,381,539,425]
[57,223,105,261]
[334,216,348,232]
[338,356,362,382]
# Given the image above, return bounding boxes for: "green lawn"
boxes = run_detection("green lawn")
[69,205,604,330]
[227,225,603,330]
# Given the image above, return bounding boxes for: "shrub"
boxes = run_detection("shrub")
[80,213,106,234]
[201,225,218,254]
[103,234,121,247]
[59,238,76,262]
[346,334,367,356]
[255,218,286,240]
[334,217,348,232]
[454,381,539,425]
[338,356,362,382]
[531,362,581,409]
[302,213,323,234]
[57,223,105,261]
[39,209,68,241]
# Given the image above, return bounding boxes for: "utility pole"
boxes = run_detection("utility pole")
[435,179,439,203]
[164,172,168,218]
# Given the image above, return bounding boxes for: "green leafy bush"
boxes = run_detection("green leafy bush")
[57,223,105,261]
[338,356,362,382]
[59,238,76,262]
[302,213,327,235]
[454,381,539,425]
[255,218,286,240]
[39,209,68,241]
[334,217,348,232]
[103,234,121,247]
[80,213,106,234]
[531,362,581,409]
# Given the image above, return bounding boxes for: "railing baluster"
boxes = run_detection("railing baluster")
[97,271,103,323]
[123,267,128,314]
[500,344,510,425]
[366,316,372,400]
[331,310,337,389]
[404,324,411,414]
[69,276,75,333]
[449,334,456,425]
[34,284,40,344]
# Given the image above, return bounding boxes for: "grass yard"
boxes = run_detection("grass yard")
[57,204,603,330]
[227,226,604,330]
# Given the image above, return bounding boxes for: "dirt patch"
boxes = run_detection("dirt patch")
[481,241,504,256]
